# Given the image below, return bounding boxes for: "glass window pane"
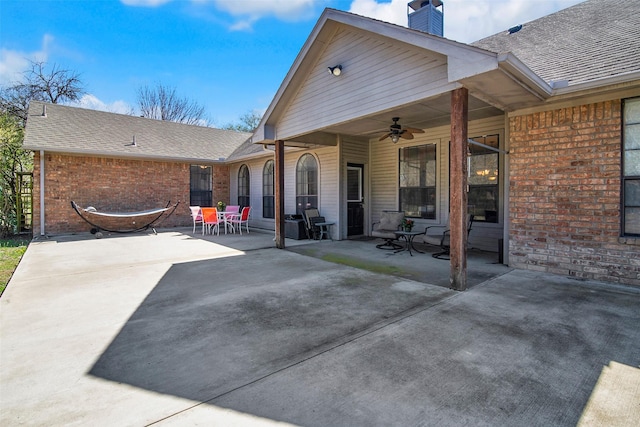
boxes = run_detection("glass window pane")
[624,97,640,124]
[625,179,640,206]
[262,160,274,218]
[400,187,436,219]
[468,153,499,186]
[624,207,640,235]
[624,150,640,176]
[468,134,499,222]
[400,145,436,188]
[263,160,274,196]
[238,165,250,207]
[347,168,361,201]
[399,144,436,219]
[190,165,212,206]
[623,98,640,235]
[296,154,318,214]
[625,124,640,150]
[468,186,498,222]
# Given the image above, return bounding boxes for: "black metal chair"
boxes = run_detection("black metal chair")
[303,208,321,239]
[422,215,474,259]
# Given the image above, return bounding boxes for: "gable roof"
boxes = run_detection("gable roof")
[23,101,251,163]
[472,0,640,86]
[252,8,550,146]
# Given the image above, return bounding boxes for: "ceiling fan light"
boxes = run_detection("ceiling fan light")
[391,134,400,143]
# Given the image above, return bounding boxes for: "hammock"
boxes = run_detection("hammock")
[71,200,179,236]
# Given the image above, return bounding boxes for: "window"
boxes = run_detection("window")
[623,97,640,236]
[296,154,318,215]
[468,134,499,223]
[263,160,274,219]
[399,144,436,219]
[190,165,212,207]
[238,164,250,208]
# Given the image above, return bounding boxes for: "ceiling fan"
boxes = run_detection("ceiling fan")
[378,117,424,143]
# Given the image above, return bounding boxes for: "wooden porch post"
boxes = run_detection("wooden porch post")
[450,87,469,291]
[274,140,286,249]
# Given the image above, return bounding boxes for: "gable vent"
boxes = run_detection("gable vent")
[408,0,444,36]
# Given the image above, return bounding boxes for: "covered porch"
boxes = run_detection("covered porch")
[250,9,551,290]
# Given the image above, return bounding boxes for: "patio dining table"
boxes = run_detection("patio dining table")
[217,211,240,234]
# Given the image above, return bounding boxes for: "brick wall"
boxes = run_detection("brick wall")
[213,163,230,205]
[32,153,225,235]
[509,100,640,286]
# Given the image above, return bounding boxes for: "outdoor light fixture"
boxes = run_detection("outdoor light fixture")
[328,65,342,76]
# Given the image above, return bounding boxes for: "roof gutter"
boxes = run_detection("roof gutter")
[551,70,640,96]
[497,52,553,100]
[21,147,228,164]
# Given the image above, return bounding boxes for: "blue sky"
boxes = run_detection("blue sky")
[0,0,583,127]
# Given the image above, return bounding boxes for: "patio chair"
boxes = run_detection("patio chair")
[201,207,220,236]
[189,206,203,234]
[303,209,321,239]
[228,206,251,235]
[371,211,404,250]
[422,214,474,259]
[224,205,240,233]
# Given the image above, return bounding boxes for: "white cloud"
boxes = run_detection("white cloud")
[348,0,407,26]
[122,0,321,30]
[212,0,316,20]
[70,94,132,115]
[229,19,257,32]
[213,0,319,30]
[444,0,584,43]
[0,34,52,86]
[348,0,584,43]
[120,0,585,38]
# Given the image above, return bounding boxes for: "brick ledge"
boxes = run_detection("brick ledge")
[618,236,640,246]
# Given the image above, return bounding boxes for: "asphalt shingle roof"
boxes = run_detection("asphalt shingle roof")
[23,101,251,162]
[226,137,270,161]
[472,0,640,85]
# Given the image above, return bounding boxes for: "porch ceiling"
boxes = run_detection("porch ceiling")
[284,92,503,145]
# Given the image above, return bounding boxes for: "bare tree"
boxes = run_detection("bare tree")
[0,61,85,124]
[221,110,262,133]
[136,84,206,125]
[0,61,83,235]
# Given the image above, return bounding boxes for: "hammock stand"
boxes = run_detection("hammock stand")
[71,200,180,237]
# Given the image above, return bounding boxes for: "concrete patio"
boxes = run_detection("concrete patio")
[1,228,638,426]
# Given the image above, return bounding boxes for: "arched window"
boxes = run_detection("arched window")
[296,154,318,214]
[263,160,274,219]
[238,164,250,208]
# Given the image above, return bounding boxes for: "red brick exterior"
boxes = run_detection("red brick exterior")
[509,100,640,286]
[213,163,230,206]
[32,153,225,235]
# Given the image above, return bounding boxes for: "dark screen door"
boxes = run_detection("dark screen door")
[347,164,364,236]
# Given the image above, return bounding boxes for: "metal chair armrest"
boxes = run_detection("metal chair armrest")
[422,225,448,234]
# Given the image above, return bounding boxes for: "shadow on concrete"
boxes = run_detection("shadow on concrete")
[88,248,455,410]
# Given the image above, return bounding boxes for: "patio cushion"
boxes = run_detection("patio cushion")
[372,211,404,238]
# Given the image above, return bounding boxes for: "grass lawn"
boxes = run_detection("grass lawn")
[0,237,30,297]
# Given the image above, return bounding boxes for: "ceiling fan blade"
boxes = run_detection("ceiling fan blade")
[404,127,424,133]
[379,132,392,141]
[401,132,414,140]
